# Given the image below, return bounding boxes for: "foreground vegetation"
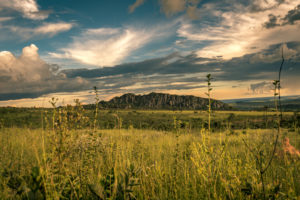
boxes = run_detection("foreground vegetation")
[0,127,299,199]
[0,78,299,199]
[0,100,299,199]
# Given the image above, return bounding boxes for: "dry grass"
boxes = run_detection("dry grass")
[0,127,299,199]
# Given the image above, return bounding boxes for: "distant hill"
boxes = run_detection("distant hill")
[223,95,300,111]
[86,92,231,110]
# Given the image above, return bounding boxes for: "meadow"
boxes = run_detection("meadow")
[0,103,299,199]
[0,107,298,131]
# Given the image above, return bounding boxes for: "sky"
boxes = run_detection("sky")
[0,0,300,107]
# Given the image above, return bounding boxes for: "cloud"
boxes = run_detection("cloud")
[0,91,99,107]
[249,0,285,12]
[60,42,300,97]
[9,22,74,39]
[34,22,74,36]
[0,0,50,20]
[159,0,186,16]
[0,17,13,22]
[250,43,298,63]
[177,0,300,59]
[158,0,201,18]
[50,27,156,67]
[186,5,200,20]
[1,42,300,102]
[283,4,300,24]
[61,43,298,81]
[249,81,273,94]
[263,4,300,28]
[264,14,280,28]
[128,0,201,18]
[0,44,90,100]
[128,0,146,13]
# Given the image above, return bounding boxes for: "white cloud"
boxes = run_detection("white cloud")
[0,44,49,83]
[0,0,49,20]
[177,0,300,59]
[250,0,285,12]
[10,22,74,39]
[50,27,156,67]
[0,44,88,96]
[34,23,74,36]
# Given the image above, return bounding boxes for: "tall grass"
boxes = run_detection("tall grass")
[0,125,299,199]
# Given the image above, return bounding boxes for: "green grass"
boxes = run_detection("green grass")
[0,103,299,199]
[0,127,299,199]
[0,107,298,131]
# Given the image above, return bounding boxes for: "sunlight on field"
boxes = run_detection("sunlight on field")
[0,126,299,199]
[0,96,299,199]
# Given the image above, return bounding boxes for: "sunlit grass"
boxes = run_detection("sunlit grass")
[0,127,299,199]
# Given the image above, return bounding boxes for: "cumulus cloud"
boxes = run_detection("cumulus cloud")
[9,22,74,39]
[0,44,52,83]
[0,0,50,20]
[50,27,156,67]
[0,44,90,100]
[128,0,146,13]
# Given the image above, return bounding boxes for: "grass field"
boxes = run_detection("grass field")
[0,106,299,199]
[0,107,298,131]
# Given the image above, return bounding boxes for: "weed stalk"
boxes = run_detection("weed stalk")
[205,74,213,133]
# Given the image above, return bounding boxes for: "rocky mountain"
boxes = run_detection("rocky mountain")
[94,92,230,110]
